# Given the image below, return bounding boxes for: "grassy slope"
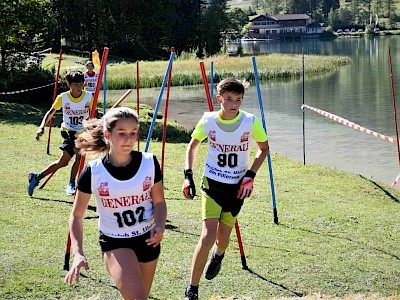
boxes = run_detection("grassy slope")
[1,102,400,299]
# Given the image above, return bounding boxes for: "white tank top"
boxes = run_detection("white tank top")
[84,71,98,92]
[89,152,156,238]
[203,111,255,184]
[61,92,91,132]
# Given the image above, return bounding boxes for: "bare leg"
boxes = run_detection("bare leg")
[70,153,81,180]
[139,259,159,297]
[41,151,71,177]
[189,218,219,286]
[104,248,148,300]
[214,221,233,256]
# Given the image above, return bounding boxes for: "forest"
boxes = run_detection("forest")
[1,0,399,65]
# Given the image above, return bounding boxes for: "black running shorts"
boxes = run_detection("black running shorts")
[99,230,161,263]
[59,130,77,157]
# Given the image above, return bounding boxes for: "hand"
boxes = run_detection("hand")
[146,225,164,248]
[64,254,89,285]
[35,127,44,141]
[237,170,256,200]
[182,169,196,199]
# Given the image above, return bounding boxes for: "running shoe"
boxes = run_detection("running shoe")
[66,181,75,196]
[28,172,39,197]
[205,252,224,280]
[184,287,198,300]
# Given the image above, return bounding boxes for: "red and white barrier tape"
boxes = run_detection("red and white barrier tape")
[302,104,400,187]
[0,82,55,95]
[392,173,400,187]
[301,104,398,144]
[33,48,52,54]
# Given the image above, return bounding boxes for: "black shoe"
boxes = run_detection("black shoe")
[184,287,198,300]
[205,256,223,280]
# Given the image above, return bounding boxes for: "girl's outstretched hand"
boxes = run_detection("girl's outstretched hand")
[64,254,90,285]
[146,225,164,248]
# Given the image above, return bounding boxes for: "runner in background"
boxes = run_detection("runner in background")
[83,60,99,93]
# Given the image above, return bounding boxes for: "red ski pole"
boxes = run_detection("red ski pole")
[64,47,109,270]
[199,61,248,270]
[47,50,63,155]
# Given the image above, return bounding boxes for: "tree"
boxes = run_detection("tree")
[227,8,249,36]
[0,0,47,69]
[251,0,262,10]
[170,0,201,56]
[201,0,229,55]
[328,6,341,29]
[339,7,353,26]
[286,0,310,13]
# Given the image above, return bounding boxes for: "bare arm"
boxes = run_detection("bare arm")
[147,181,167,247]
[249,141,269,174]
[185,138,202,170]
[64,190,91,285]
[36,108,57,141]
[237,141,270,200]
[182,138,201,199]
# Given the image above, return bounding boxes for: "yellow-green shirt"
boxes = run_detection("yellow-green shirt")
[192,110,268,142]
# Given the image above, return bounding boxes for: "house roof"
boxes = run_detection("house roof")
[250,13,311,22]
[272,14,310,20]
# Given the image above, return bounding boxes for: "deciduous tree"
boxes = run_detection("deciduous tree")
[0,0,46,68]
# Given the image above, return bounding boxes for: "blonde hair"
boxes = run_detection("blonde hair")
[76,107,139,156]
[217,77,250,96]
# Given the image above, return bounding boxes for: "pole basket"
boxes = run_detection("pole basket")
[273,209,279,224]
[241,255,248,270]
[63,252,70,271]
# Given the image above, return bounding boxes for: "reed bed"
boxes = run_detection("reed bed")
[103,54,351,90]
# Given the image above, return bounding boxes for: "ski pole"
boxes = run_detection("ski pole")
[46,50,63,155]
[200,61,248,269]
[252,56,279,225]
[63,47,109,270]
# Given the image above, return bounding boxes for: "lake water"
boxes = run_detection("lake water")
[104,35,400,188]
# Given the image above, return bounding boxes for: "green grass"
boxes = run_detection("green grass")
[1,101,400,300]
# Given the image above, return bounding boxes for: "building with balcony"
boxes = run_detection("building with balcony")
[248,13,325,39]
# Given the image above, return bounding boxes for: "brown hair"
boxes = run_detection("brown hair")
[217,77,250,96]
[76,107,139,156]
[85,60,94,67]
[66,71,84,84]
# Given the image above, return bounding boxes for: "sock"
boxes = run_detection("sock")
[69,178,75,184]
[187,284,198,293]
[37,173,45,180]
[212,249,225,261]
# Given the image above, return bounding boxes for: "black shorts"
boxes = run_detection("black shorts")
[201,176,243,217]
[99,231,161,263]
[59,130,77,157]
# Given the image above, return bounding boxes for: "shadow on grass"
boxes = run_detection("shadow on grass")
[279,223,400,261]
[245,267,304,297]
[33,196,97,216]
[359,175,400,203]
[1,101,192,142]
[0,102,58,126]
[79,273,118,290]
[164,221,199,238]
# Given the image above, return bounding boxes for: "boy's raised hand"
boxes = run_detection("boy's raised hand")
[182,169,196,199]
